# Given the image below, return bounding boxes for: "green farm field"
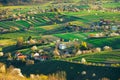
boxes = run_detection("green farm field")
[64,50,120,63]
[0,1,120,80]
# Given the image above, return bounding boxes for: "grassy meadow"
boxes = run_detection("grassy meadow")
[0,1,120,80]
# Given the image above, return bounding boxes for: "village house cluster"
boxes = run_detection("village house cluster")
[0,33,113,64]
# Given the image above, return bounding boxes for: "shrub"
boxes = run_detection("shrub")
[16,37,24,47]
[81,58,87,64]
[0,52,4,57]
[81,71,86,75]
[31,46,38,51]
[103,46,112,51]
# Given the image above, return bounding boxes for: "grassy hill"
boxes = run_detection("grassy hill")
[53,32,96,41]
[64,50,120,63]
[87,36,120,49]
[0,2,120,80]
[54,32,120,49]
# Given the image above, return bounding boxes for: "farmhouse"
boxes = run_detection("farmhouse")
[15,52,27,60]
[33,52,39,60]
[59,44,66,50]
[111,26,118,31]
[17,55,27,60]
[33,53,49,61]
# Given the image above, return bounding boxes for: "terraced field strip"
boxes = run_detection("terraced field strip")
[87,36,120,49]
[64,50,120,64]
[53,32,97,40]
[0,22,10,29]
[102,2,120,8]
[0,39,16,47]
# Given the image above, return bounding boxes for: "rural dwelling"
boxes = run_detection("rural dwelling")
[40,55,49,61]
[33,53,39,59]
[111,26,118,31]
[17,55,27,60]
[15,52,27,60]
[88,33,104,38]
[15,52,22,57]
[33,53,49,61]
[59,44,66,50]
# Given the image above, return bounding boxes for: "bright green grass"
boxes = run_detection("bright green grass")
[15,20,31,28]
[54,32,120,49]
[53,32,96,41]
[16,43,54,55]
[65,50,120,63]
[1,10,120,32]
[0,31,40,40]
[0,12,81,30]
[63,10,120,23]
[87,36,120,49]
[0,47,2,51]
[0,4,49,14]
[102,2,120,8]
